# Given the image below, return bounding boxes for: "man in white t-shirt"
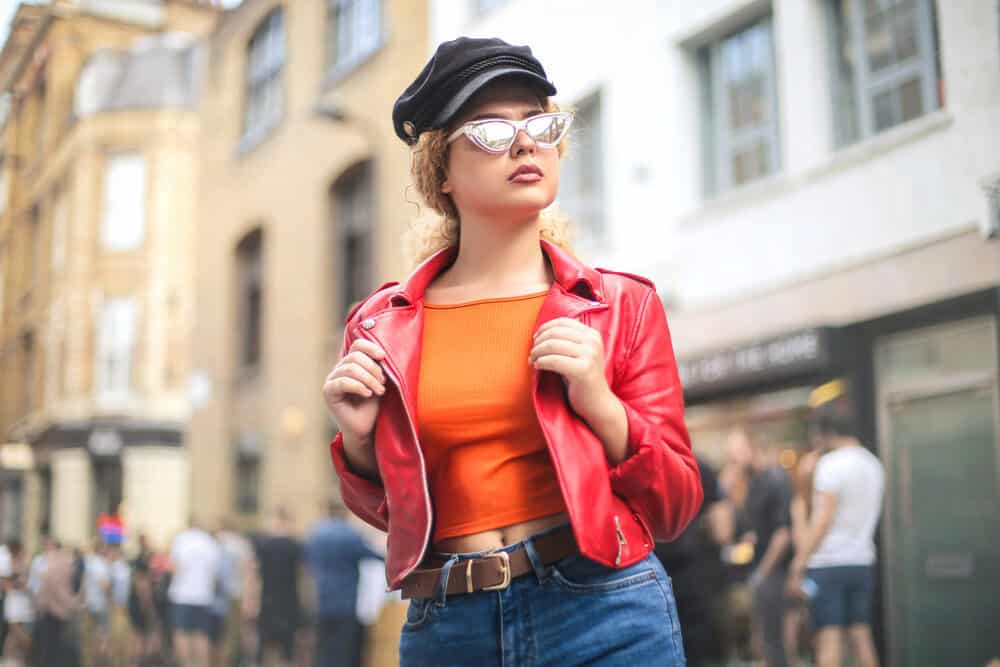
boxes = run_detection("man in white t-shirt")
[169,519,222,667]
[788,380,885,667]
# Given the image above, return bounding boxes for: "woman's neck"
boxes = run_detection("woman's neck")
[435,215,552,290]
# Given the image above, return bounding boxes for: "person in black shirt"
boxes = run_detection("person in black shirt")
[254,507,303,667]
[738,431,794,667]
[655,457,733,666]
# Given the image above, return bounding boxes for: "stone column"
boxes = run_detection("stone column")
[122,446,189,552]
[51,449,92,547]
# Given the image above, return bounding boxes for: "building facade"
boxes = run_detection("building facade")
[189,0,428,537]
[437,1,1000,665]
[0,0,220,553]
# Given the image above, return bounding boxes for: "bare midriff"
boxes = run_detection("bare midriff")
[432,512,571,553]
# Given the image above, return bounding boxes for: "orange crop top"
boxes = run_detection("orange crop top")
[417,290,568,544]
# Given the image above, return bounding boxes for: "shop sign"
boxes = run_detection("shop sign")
[679,328,839,398]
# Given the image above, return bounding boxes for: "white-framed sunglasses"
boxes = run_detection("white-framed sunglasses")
[446,111,574,153]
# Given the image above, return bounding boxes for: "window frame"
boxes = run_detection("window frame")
[100,152,147,252]
[333,162,374,323]
[701,16,782,195]
[235,229,264,374]
[325,0,383,80]
[96,297,137,402]
[243,8,286,147]
[827,0,940,146]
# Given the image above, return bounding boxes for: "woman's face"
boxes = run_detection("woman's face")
[441,81,561,224]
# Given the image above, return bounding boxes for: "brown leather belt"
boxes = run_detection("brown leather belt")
[401,526,578,600]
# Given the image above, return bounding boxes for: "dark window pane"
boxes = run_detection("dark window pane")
[731,142,769,186]
[898,77,923,123]
[873,87,897,131]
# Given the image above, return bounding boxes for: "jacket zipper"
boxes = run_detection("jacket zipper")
[614,515,627,566]
[365,335,433,583]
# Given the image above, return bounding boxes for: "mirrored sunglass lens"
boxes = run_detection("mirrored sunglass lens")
[470,121,516,150]
[526,114,568,145]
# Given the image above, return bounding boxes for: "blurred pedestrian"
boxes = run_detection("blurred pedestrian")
[3,541,33,666]
[0,541,11,657]
[125,558,159,667]
[254,508,302,667]
[81,539,112,666]
[216,520,254,667]
[323,36,699,667]
[304,501,383,667]
[168,519,221,667]
[107,546,131,667]
[787,380,885,667]
[654,457,732,667]
[734,429,794,667]
[32,540,80,667]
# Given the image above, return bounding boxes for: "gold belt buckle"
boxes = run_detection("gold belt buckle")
[481,551,511,592]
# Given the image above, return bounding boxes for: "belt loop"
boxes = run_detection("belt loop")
[522,535,548,582]
[435,555,460,606]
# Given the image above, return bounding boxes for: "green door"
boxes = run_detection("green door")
[878,319,1000,667]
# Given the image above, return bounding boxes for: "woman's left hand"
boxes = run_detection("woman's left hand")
[530,317,612,418]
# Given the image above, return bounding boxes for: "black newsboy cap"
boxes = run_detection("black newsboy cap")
[392,37,557,145]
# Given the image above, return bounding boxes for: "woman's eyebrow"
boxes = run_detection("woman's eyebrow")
[466,108,545,122]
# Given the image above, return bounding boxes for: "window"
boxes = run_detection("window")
[51,186,67,271]
[332,162,373,322]
[101,153,146,251]
[701,18,780,194]
[28,206,42,290]
[828,0,940,145]
[244,9,285,140]
[234,434,260,514]
[0,156,8,217]
[236,230,264,370]
[326,0,382,73]
[21,331,35,415]
[96,297,137,400]
[559,92,605,240]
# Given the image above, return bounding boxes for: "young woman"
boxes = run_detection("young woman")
[323,37,702,666]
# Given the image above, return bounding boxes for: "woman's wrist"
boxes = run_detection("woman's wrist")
[342,432,380,480]
[573,386,629,464]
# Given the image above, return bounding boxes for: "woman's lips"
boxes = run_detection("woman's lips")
[509,172,543,184]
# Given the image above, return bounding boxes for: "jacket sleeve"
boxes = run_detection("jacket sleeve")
[607,287,703,542]
[327,321,390,532]
[329,433,389,532]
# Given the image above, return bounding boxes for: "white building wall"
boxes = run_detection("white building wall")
[431,0,1000,334]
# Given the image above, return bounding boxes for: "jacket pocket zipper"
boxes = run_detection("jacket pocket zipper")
[614,515,627,566]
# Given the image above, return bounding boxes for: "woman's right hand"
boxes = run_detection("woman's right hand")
[323,338,387,449]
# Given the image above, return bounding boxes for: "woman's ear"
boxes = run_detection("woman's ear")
[441,178,452,194]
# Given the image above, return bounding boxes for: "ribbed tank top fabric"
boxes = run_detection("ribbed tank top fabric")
[417,290,568,543]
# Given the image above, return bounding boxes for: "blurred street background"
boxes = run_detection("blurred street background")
[0,0,998,666]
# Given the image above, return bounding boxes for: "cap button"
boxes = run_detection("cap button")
[361,318,376,330]
[403,121,416,137]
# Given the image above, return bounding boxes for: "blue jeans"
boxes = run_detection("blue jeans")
[807,565,875,629]
[399,526,686,666]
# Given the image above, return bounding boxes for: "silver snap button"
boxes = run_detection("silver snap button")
[361,318,375,330]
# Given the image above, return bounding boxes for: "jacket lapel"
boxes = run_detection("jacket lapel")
[357,239,608,418]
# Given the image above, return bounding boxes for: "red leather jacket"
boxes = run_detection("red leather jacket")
[329,239,702,590]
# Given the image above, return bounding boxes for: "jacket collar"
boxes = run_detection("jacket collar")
[390,238,605,306]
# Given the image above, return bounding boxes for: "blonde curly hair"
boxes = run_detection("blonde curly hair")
[402,97,576,269]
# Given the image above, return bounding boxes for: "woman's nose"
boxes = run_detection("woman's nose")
[510,129,536,156]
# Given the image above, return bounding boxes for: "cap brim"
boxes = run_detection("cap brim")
[432,67,557,129]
